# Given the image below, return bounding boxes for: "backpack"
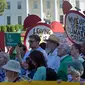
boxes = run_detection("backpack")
[46,68,58,81]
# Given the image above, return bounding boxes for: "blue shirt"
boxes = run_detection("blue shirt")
[0,68,5,82]
[23,47,48,62]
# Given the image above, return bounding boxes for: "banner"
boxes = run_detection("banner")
[0,81,81,85]
[0,32,5,51]
[5,33,21,46]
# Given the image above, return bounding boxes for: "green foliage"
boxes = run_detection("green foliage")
[15,24,23,31]
[0,25,23,32]
[0,26,1,31]
[1,25,7,32]
[6,25,11,32]
[10,25,15,32]
[15,24,19,31]
[0,0,7,16]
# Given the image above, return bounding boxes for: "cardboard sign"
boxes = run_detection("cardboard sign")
[24,23,53,50]
[0,32,5,51]
[65,10,85,44]
[5,33,21,46]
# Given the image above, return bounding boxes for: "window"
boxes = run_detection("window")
[18,16,22,25]
[17,1,22,9]
[76,0,80,8]
[7,2,10,9]
[7,16,11,25]
[60,15,63,24]
[46,1,50,9]
[33,1,38,9]
[60,0,63,8]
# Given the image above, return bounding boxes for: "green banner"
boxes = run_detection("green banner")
[5,33,21,46]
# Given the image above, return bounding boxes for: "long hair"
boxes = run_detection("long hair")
[29,50,47,68]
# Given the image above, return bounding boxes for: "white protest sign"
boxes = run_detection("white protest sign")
[24,23,53,50]
[65,10,85,44]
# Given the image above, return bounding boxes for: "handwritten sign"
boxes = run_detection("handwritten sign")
[65,10,85,44]
[24,23,53,50]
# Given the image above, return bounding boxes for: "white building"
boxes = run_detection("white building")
[0,0,28,25]
[0,0,85,25]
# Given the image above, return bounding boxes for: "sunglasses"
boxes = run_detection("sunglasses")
[28,40,36,43]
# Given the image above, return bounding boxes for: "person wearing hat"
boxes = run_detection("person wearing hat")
[2,60,29,82]
[45,34,60,72]
[67,60,84,82]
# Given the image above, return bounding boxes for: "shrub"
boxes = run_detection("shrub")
[15,24,19,31]
[10,25,15,32]
[1,26,7,32]
[0,26,1,31]
[6,25,11,32]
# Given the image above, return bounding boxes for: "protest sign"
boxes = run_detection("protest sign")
[5,33,21,46]
[24,23,53,50]
[65,10,85,44]
[24,15,41,29]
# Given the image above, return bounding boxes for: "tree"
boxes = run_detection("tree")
[0,0,7,16]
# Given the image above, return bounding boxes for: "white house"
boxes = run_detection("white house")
[0,0,85,25]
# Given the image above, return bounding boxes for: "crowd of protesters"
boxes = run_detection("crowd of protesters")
[0,34,85,84]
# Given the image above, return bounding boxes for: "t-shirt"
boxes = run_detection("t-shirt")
[33,66,46,80]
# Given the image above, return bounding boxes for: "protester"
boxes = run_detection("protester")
[80,42,85,60]
[23,34,48,62]
[16,43,26,59]
[80,42,85,79]
[71,44,84,63]
[15,43,27,75]
[45,34,60,72]
[57,43,73,81]
[9,46,16,60]
[67,60,84,82]
[0,52,9,82]
[2,60,29,82]
[29,50,47,80]
[39,42,46,50]
[26,57,36,79]
[57,60,84,84]
[15,43,26,65]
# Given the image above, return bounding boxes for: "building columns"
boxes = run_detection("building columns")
[40,0,44,21]
[54,0,59,21]
[26,0,29,16]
